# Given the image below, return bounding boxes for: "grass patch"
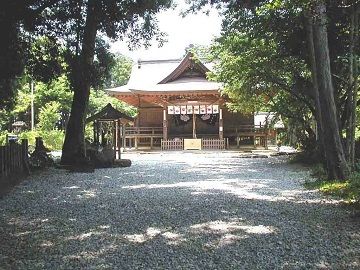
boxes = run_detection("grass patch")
[305,165,360,204]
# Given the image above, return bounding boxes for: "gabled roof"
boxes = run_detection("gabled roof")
[106,52,222,95]
[86,103,134,123]
[159,52,210,84]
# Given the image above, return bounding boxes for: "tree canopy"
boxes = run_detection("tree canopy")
[190,0,359,180]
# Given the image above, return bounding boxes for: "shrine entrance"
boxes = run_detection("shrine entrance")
[166,104,222,139]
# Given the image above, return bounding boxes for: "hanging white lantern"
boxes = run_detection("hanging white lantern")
[174,106,181,114]
[212,105,219,114]
[168,106,174,114]
[187,105,193,114]
[181,106,187,114]
[193,105,200,114]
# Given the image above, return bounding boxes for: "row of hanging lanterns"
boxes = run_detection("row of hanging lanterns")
[168,104,219,115]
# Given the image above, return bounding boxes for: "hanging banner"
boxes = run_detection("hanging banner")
[193,105,200,114]
[187,105,193,114]
[212,105,219,114]
[174,106,181,114]
[200,105,206,114]
[181,106,187,114]
[206,105,213,114]
[168,106,174,114]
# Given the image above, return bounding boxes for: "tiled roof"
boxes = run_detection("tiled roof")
[106,52,221,94]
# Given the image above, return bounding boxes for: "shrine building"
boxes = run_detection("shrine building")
[106,52,274,150]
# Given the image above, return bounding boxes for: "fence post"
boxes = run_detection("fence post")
[21,139,30,174]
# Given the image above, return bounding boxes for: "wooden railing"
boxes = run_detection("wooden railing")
[202,138,227,150]
[124,127,163,137]
[0,139,29,183]
[123,127,163,149]
[161,139,184,151]
[225,125,268,136]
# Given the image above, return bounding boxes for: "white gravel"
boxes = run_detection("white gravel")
[0,152,359,269]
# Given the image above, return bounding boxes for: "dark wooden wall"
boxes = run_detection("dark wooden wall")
[137,107,254,135]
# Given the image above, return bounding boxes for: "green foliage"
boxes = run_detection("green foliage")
[305,166,360,204]
[89,89,137,118]
[86,38,117,90]
[0,7,26,109]
[26,36,63,83]
[38,130,65,151]
[35,75,73,114]
[0,109,12,131]
[37,101,61,131]
[18,130,38,150]
[107,54,133,88]
[0,131,7,146]
[17,130,64,151]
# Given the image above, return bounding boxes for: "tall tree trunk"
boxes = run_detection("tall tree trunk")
[305,13,325,165]
[311,1,349,180]
[346,3,360,168]
[61,0,99,165]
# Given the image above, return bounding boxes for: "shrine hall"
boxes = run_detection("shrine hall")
[106,52,275,150]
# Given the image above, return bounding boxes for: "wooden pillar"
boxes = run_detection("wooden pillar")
[192,111,197,139]
[122,125,126,151]
[263,118,268,149]
[113,121,116,160]
[117,120,121,159]
[163,109,168,140]
[135,112,140,149]
[219,109,223,140]
[93,120,97,144]
[150,128,154,149]
[135,136,138,149]
[100,122,104,146]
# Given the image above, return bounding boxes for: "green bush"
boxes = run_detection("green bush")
[39,130,64,151]
[348,173,360,202]
[18,130,39,150]
[305,166,360,204]
[37,101,61,131]
[0,131,7,146]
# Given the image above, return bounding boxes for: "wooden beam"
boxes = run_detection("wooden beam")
[117,120,121,159]
[219,109,224,140]
[192,111,196,139]
[163,109,168,140]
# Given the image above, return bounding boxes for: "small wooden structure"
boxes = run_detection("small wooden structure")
[86,104,134,159]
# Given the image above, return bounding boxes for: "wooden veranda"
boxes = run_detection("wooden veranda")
[122,124,270,151]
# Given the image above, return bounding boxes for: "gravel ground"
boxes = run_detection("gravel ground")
[0,152,359,269]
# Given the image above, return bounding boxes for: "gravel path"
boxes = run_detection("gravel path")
[0,152,359,269]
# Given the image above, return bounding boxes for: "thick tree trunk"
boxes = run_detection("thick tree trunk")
[61,0,99,165]
[345,4,359,168]
[305,13,325,164]
[311,2,349,180]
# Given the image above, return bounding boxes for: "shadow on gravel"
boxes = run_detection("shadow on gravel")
[0,154,359,269]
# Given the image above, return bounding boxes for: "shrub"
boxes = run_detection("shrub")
[38,130,64,151]
[0,131,7,146]
[18,130,39,151]
[348,173,360,202]
[37,101,61,131]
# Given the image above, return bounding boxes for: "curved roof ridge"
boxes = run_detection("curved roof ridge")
[158,52,210,84]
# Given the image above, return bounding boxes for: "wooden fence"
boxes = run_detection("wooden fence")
[161,138,228,151]
[0,139,29,184]
[202,138,227,150]
[161,139,184,151]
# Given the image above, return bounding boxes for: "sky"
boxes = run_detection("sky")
[110,1,222,61]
